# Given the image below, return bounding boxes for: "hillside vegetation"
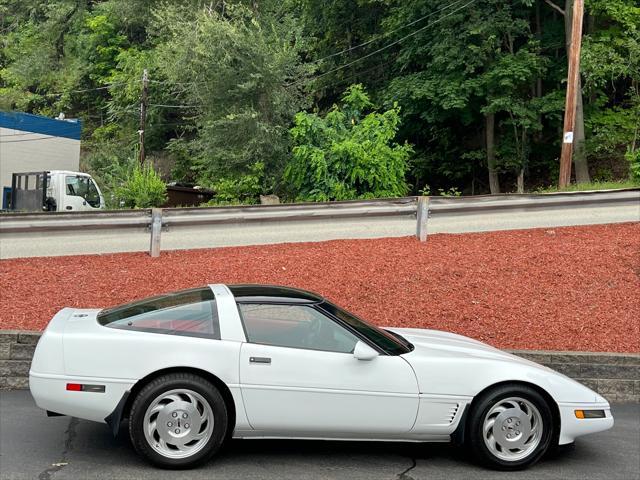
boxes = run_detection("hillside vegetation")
[1,0,638,204]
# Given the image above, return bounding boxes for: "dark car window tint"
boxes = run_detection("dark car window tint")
[320,301,412,355]
[97,287,220,339]
[238,303,359,353]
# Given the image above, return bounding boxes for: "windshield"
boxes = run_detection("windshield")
[319,301,412,355]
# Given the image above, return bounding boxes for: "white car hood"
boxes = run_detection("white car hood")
[386,327,599,402]
[387,327,537,366]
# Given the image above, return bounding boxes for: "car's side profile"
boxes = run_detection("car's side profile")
[29,284,613,470]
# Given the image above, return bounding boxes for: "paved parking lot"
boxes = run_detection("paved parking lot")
[1,390,638,480]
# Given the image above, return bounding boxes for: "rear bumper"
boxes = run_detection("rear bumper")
[29,371,134,423]
[558,401,614,445]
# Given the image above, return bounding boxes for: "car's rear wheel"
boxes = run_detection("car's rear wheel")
[129,373,228,469]
[467,384,554,470]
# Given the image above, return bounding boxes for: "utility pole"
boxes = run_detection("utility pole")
[558,0,584,188]
[138,69,149,166]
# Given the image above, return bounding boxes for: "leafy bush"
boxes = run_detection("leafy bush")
[116,163,167,208]
[207,162,265,205]
[418,185,462,196]
[626,148,640,182]
[285,85,412,202]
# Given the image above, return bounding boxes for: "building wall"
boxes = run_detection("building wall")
[0,112,82,192]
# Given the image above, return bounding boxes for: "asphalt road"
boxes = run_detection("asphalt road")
[1,391,638,480]
[1,201,639,258]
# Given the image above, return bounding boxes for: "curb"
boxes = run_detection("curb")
[1,331,638,402]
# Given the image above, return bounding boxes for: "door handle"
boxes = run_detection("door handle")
[249,357,271,364]
[66,206,72,210]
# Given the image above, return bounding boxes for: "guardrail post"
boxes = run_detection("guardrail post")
[149,208,162,257]
[416,196,429,242]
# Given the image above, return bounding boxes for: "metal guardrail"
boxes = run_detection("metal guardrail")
[0,189,638,257]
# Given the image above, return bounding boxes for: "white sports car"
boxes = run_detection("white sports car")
[30,284,613,470]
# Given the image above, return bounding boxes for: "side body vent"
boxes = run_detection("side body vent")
[446,403,460,424]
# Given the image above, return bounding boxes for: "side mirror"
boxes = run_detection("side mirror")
[353,341,379,361]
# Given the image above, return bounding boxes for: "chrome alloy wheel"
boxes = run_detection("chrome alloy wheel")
[482,396,543,462]
[143,388,215,459]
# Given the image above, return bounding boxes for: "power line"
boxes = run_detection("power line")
[139,0,469,93]
[313,59,396,93]
[309,0,468,65]
[288,0,478,88]
[148,103,199,109]
[148,79,196,87]
[40,82,129,98]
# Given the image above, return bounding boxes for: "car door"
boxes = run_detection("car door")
[238,303,419,435]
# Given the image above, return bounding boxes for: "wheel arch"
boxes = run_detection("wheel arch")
[109,366,237,438]
[452,380,561,447]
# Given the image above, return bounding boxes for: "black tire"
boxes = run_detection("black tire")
[128,373,228,469]
[467,384,555,470]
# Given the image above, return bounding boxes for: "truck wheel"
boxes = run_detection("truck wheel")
[467,384,554,470]
[128,373,228,469]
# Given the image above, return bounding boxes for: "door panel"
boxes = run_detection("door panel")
[239,343,419,434]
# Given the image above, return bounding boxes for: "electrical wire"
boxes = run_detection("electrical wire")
[309,0,468,65]
[288,0,478,88]
[148,103,199,109]
[40,82,129,98]
[3,0,476,129]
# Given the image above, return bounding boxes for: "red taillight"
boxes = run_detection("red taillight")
[65,383,105,393]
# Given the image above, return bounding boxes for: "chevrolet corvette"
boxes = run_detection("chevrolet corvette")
[29,284,613,470]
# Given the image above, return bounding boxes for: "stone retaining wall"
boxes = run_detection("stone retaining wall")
[1,331,638,402]
[0,331,40,389]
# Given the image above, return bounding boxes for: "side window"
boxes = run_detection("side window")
[65,176,80,196]
[98,287,220,339]
[86,179,101,207]
[66,176,100,206]
[238,303,359,353]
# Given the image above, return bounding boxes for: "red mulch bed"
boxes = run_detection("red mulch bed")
[1,223,638,352]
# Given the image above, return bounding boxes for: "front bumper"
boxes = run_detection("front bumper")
[558,401,614,445]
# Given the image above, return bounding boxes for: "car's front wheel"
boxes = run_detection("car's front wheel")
[128,373,228,469]
[467,384,555,470]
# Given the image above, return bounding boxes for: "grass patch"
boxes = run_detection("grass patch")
[535,180,640,193]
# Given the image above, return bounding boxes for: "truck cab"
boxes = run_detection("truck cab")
[10,170,105,212]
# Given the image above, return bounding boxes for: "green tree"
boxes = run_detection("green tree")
[582,0,640,179]
[151,2,311,191]
[285,84,412,201]
[381,0,554,193]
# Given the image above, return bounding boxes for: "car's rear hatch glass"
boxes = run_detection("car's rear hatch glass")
[97,287,220,339]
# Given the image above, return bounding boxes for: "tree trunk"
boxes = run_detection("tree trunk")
[517,169,524,193]
[486,113,500,194]
[534,0,543,142]
[565,0,590,183]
